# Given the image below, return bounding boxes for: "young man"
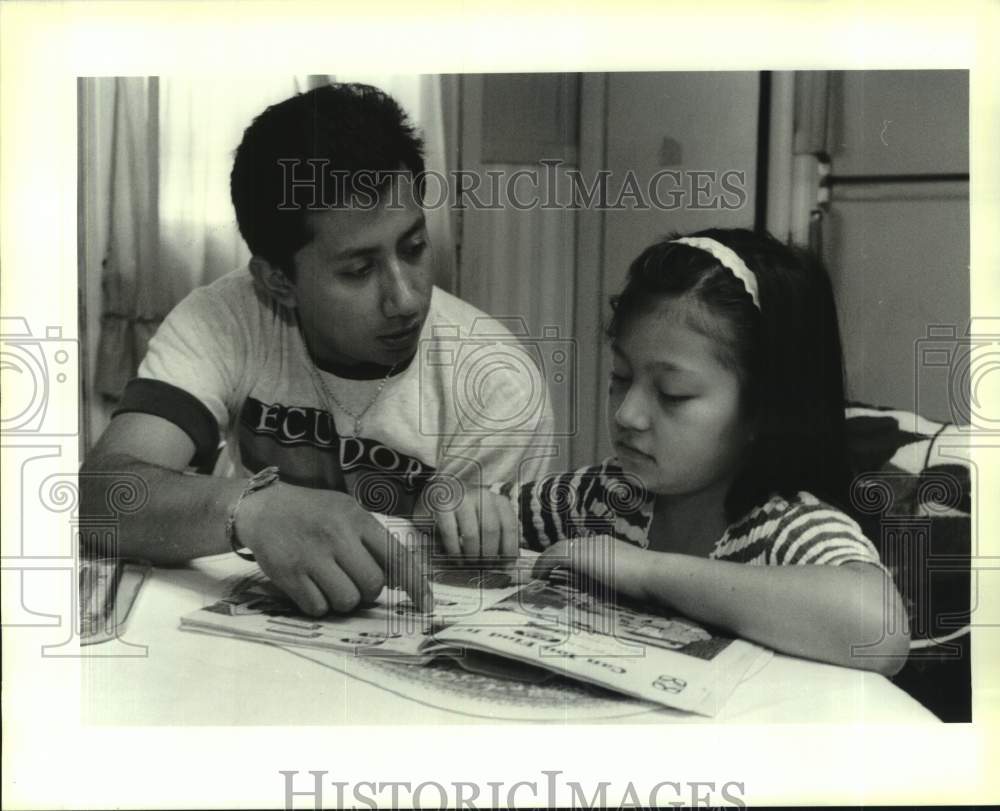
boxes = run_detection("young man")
[81,83,554,616]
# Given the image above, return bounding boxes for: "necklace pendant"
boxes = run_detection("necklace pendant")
[353,418,362,437]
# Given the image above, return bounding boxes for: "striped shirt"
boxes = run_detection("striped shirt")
[499,458,885,570]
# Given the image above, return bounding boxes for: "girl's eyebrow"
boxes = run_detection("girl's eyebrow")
[611,343,690,373]
[649,360,690,373]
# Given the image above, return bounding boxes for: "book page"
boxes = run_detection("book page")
[432,571,771,716]
[180,559,537,660]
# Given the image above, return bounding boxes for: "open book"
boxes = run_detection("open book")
[181,546,769,716]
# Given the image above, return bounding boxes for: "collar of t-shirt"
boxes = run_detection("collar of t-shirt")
[313,350,416,380]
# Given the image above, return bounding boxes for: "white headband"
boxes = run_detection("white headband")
[670,237,760,309]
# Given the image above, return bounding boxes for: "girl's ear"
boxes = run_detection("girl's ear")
[249,256,297,308]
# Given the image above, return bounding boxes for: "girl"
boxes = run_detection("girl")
[445,228,910,675]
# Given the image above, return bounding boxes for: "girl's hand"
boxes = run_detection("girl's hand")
[419,483,519,562]
[531,536,652,603]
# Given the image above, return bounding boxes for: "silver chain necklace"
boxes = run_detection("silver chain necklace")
[297,327,397,438]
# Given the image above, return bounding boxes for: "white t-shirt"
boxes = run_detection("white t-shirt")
[116,268,556,516]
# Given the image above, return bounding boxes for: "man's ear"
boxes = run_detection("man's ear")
[249,256,297,307]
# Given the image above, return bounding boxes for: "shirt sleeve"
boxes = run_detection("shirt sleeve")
[494,459,631,552]
[112,285,246,467]
[765,496,888,573]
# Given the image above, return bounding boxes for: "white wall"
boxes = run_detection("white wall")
[590,72,761,462]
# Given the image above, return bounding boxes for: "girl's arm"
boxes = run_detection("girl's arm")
[533,539,910,676]
[640,552,910,675]
[504,460,651,552]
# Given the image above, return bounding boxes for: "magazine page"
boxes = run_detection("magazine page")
[180,560,537,660]
[432,571,771,716]
[179,510,770,715]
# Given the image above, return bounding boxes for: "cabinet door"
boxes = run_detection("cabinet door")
[826,70,969,177]
[823,182,970,423]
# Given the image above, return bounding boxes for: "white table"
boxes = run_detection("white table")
[81,554,938,725]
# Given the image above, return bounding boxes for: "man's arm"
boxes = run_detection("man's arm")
[81,413,238,562]
[81,412,432,613]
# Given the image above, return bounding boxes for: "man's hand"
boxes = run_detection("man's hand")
[235,482,432,616]
[531,536,653,603]
[419,483,519,563]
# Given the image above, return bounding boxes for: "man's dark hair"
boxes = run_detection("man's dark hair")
[607,227,852,520]
[230,82,426,276]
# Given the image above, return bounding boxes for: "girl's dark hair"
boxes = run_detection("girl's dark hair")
[607,228,852,520]
[230,82,425,276]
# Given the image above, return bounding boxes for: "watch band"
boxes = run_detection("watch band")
[225,466,280,561]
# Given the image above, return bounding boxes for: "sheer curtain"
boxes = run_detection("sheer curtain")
[89,76,311,406]
[82,75,452,444]
[91,77,162,406]
[157,77,317,293]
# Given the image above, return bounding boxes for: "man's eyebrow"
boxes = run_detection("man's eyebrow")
[399,215,427,241]
[332,214,426,261]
